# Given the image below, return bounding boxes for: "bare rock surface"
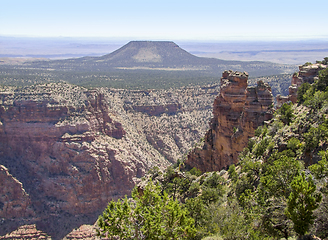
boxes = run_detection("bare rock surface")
[0,83,172,239]
[62,224,98,240]
[186,70,274,172]
[0,82,217,239]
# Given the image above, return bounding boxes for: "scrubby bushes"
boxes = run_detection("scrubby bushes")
[97,59,328,240]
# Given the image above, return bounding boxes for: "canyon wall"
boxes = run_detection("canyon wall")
[185,70,274,172]
[0,72,276,238]
[0,83,172,239]
[0,82,217,239]
[109,85,219,162]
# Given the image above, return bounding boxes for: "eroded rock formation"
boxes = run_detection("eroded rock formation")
[0,82,219,239]
[276,63,327,106]
[186,70,274,172]
[0,83,172,239]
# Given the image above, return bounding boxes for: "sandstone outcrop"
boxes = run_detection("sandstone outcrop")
[185,70,274,172]
[276,63,327,106]
[0,223,100,240]
[62,225,98,240]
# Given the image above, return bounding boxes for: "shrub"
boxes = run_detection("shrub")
[189,167,202,177]
[278,103,294,125]
[315,68,328,91]
[97,181,197,239]
[297,82,311,103]
[286,172,322,237]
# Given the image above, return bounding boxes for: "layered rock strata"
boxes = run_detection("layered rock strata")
[0,83,171,239]
[107,85,219,162]
[186,70,274,172]
[276,63,327,106]
[0,82,220,239]
[0,225,51,240]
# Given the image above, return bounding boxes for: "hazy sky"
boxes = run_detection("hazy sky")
[1,0,328,41]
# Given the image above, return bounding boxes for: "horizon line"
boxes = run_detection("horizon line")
[1,34,328,42]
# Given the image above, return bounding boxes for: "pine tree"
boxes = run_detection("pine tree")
[286,172,322,237]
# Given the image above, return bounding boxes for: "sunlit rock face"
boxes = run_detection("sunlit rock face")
[186,70,274,172]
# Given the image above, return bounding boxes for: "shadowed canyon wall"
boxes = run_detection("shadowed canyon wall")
[0,82,217,239]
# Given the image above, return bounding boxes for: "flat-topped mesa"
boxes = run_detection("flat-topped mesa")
[185,71,274,172]
[277,63,327,106]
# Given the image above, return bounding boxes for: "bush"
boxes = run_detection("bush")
[189,167,202,177]
[278,103,295,125]
[315,68,328,91]
[97,181,196,239]
[253,137,272,157]
[304,90,328,109]
[297,82,311,103]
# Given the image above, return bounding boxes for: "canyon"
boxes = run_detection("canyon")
[0,41,306,239]
[2,64,320,238]
[0,70,279,238]
[0,82,218,239]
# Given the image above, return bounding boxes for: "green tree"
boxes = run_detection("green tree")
[297,82,311,103]
[189,167,202,177]
[304,90,328,109]
[303,124,328,159]
[97,196,134,239]
[315,67,328,91]
[97,181,196,239]
[309,150,328,181]
[286,172,322,237]
[277,102,294,125]
[309,150,328,239]
[228,164,238,183]
[258,153,302,239]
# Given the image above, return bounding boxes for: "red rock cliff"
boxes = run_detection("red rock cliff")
[0,83,169,239]
[185,70,274,172]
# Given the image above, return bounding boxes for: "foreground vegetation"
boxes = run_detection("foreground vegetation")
[97,60,328,239]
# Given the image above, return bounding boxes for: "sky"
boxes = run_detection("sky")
[1,0,328,41]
